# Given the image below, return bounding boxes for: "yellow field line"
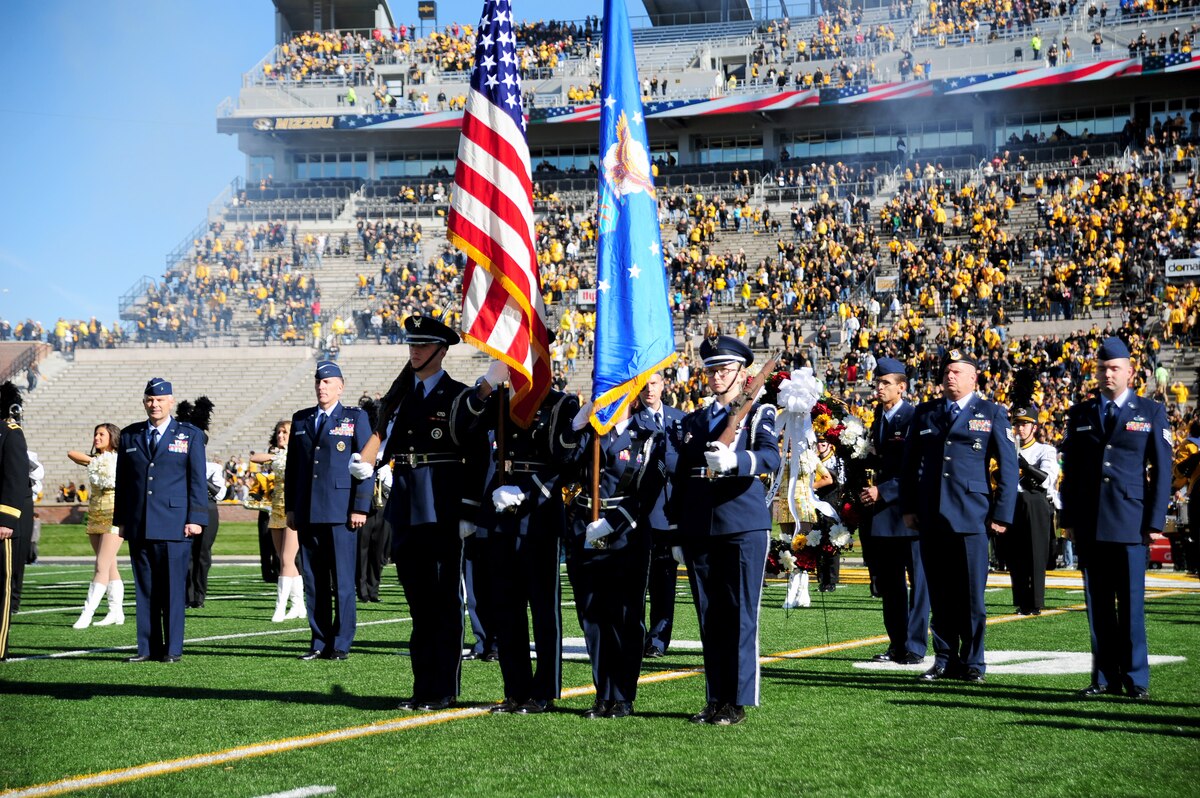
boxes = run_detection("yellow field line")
[3,589,1193,797]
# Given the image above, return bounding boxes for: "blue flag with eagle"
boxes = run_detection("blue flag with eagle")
[588,0,676,433]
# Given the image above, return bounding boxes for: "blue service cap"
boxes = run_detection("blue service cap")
[315,361,343,380]
[700,335,754,368]
[405,314,460,346]
[875,357,907,378]
[144,378,172,396]
[1097,336,1130,361]
[941,348,978,372]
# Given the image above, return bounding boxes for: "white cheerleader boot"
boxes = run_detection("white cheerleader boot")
[284,574,307,620]
[94,579,126,626]
[73,582,107,629]
[272,576,291,623]
[797,571,812,607]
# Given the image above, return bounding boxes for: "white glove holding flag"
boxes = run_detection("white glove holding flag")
[349,453,375,480]
[492,485,526,511]
[459,520,476,539]
[483,360,510,389]
[703,442,738,474]
[572,401,594,431]
[585,517,614,544]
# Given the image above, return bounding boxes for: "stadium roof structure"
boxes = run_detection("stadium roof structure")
[272,0,394,37]
[640,0,752,25]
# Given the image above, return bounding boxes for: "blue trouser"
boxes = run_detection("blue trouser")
[872,535,930,658]
[919,523,989,672]
[566,528,651,703]
[463,534,497,656]
[129,539,190,658]
[1080,540,1149,690]
[644,539,679,652]
[394,526,464,701]
[299,522,358,654]
[491,530,563,701]
[683,529,769,707]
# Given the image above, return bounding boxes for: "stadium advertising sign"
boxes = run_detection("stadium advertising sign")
[1166,258,1200,279]
[418,1,437,19]
[577,289,597,307]
[253,116,337,131]
[875,275,899,293]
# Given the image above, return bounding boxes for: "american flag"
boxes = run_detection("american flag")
[448,0,551,427]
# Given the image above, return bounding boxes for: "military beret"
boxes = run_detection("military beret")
[1097,336,1130,361]
[144,378,172,396]
[405,314,460,346]
[315,361,343,380]
[875,357,907,379]
[700,335,753,369]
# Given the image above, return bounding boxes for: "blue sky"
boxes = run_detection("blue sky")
[0,0,641,328]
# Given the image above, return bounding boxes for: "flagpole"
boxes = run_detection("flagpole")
[497,383,508,487]
[590,434,601,524]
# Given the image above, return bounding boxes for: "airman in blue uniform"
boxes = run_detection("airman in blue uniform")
[858,357,928,664]
[113,378,209,663]
[564,404,665,719]
[901,350,1018,683]
[354,315,487,711]
[286,361,373,661]
[1060,337,1171,700]
[473,362,579,715]
[635,372,684,659]
[671,336,780,726]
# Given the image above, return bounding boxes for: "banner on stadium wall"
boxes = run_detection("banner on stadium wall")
[875,275,899,293]
[576,289,597,306]
[1166,258,1200,279]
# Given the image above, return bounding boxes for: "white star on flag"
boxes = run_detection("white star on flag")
[649,242,660,256]
[598,279,611,292]
[633,111,642,124]
[628,264,642,279]
[604,95,616,108]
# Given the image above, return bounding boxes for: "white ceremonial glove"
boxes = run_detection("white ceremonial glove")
[703,442,738,474]
[572,401,594,431]
[348,453,375,480]
[483,360,510,389]
[671,546,686,565]
[459,520,477,539]
[492,485,526,511]
[376,463,393,489]
[585,517,614,544]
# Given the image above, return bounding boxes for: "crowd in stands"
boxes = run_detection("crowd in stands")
[0,318,128,351]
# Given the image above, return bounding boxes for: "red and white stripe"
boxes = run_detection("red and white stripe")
[448,93,552,427]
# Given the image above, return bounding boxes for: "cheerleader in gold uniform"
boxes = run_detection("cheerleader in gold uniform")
[67,423,125,628]
[250,421,306,622]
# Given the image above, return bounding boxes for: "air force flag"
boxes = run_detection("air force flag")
[588,0,676,432]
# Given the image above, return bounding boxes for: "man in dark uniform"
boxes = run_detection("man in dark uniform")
[472,360,579,715]
[354,398,392,603]
[0,384,30,659]
[858,357,928,665]
[901,350,1018,683]
[286,361,373,660]
[0,383,35,617]
[1060,337,1171,699]
[1008,402,1059,616]
[113,378,208,663]
[637,372,684,659]
[353,314,485,711]
[671,336,780,726]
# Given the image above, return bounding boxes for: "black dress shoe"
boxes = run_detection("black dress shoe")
[871,650,897,663]
[515,699,551,714]
[1126,685,1151,700]
[710,704,745,726]
[325,650,349,661]
[605,701,633,718]
[417,697,452,711]
[583,699,611,719]
[1078,683,1116,697]
[368,596,382,603]
[962,667,986,683]
[643,645,665,659]
[462,651,482,661]
[479,650,500,662]
[397,698,419,711]
[918,664,948,682]
[490,698,522,714]
[125,655,153,663]
[160,655,182,663]
[896,652,925,665]
[298,649,324,661]
[689,703,719,724]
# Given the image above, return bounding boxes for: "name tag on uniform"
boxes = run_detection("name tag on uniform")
[125,448,137,453]
[920,428,933,436]
[968,419,992,433]
[1075,425,1092,432]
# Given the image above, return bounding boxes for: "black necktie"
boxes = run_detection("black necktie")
[655,411,663,432]
[313,412,327,438]
[948,402,960,421]
[415,381,427,400]
[1103,401,1117,434]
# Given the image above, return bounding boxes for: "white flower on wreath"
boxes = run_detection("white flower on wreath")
[838,415,870,460]
[808,526,825,548]
[829,524,853,549]
[87,451,117,490]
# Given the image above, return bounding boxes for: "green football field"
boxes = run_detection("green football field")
[2,558,1198,798]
